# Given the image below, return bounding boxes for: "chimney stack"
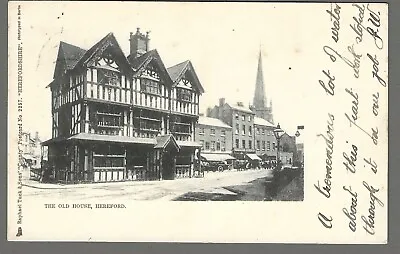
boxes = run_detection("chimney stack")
[237,101,244,107]
[219,98,225,107]
[129,28,150,58]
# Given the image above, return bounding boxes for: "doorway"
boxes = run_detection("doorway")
[162,149,175,180]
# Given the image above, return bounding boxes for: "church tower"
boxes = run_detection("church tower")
[251,50,274,123]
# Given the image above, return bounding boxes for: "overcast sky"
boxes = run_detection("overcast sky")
[15,2,322,142]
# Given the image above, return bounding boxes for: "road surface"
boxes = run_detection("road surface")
[22,169,274,201]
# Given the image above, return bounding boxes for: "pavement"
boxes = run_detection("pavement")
[22,168,274,201]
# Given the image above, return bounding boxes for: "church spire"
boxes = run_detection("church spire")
[253,50,267,109]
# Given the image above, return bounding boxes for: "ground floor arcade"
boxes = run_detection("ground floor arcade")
[41,133,202,184]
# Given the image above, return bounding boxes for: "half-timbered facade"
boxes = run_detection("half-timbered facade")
[42,29,204,183]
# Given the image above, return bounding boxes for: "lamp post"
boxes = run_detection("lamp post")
[273,123,285,175]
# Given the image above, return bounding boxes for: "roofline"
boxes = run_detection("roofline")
[197,123,232,129]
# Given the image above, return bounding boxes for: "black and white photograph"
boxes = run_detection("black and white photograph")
[8,2,387,242]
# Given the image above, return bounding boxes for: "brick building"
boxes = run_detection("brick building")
[253,117,277,161]
[195,116,234,164]
[208,98,260,161]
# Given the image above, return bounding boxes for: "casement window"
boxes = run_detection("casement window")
[205,142,210,150]
[210,129,216,135]
[177,88,192,102]
[262,141,266,151]
[242,140,246,149]
[248,140,252,150]
[242,125,246,135]
[97,68,120,87]
[267,141,271,151]
[141,79,161,95]
[216,142,221,151]
[235,124,239,134]
[221,130,226,136]
[236,139,239,149]
[249,126,252,136]
[257,140,261,151]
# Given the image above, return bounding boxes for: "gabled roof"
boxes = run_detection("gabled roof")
[167,60,205,94]
[128,49,173,86]
[254,117,275,127]
[198,116,232,129]
[52,41,87,79]
[74,33,133,73]
[52,33,133,83]
[167,60,189,82]
[154,134,180,151]
[60,41,87,69]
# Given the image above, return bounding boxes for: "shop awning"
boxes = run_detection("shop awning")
[246,153,262,161]
[201,153,236,162]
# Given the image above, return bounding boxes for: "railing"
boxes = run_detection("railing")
[175,165,191,179]
[126,166,148,181]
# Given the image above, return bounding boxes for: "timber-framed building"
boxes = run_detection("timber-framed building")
[42,29,204,183]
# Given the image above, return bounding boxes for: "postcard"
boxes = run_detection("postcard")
[7,1,388,243]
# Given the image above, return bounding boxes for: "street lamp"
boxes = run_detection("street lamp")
[273,123,285,173]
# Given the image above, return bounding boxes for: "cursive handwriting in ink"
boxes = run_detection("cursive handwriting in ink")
[343,142,358,173]
[366,4,383,50]
[345,113,378,145]
[327,3,341,43]
[345,88,359,122]
[318,212,333,229]
[372,92,379,116]
[319,70,335,96]
[315,113,335,199]
[367,53,387,87]
[361,181,384,235]
[350,3,366,44]
[343,186,358,232]
[364,157,378,174]
[323,45,362,78]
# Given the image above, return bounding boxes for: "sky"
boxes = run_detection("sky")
[13,2,319,142]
